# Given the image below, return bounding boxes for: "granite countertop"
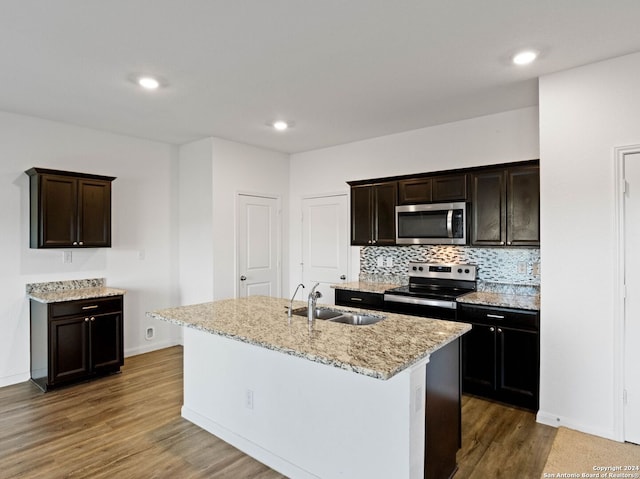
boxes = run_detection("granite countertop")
[26,278,126,303]
[147,296,470,380]
[330,281,398,294]
[457,291,540,311]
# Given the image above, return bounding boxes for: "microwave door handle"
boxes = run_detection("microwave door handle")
[446,209,454,238]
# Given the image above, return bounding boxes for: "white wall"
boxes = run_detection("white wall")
[0,111,181,387]
[288,107,540,292]
[538,52,640,438]
[178,138,214,305]
[178,137,290,302]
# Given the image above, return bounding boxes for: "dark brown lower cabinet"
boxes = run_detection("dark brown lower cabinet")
[458,304,539,410]
[30,296,124,391]
[425,338,461,479]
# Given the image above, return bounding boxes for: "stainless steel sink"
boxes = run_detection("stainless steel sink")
[289,307,385,326]
[330,313,384,326]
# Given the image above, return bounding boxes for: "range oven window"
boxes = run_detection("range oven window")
[396,202,466,245]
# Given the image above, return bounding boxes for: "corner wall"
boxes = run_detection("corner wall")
[538,51,640,438]
[0,111,181,387]
[289,107,540,294]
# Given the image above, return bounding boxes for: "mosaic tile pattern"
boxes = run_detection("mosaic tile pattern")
[360,245,540,286]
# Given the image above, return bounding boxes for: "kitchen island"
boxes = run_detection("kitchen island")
[148,296,470,479]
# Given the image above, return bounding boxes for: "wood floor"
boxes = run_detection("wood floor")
[0,346,555,478]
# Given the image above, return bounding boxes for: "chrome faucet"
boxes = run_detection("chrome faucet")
[307,283,322,324]
[288,283,305,320]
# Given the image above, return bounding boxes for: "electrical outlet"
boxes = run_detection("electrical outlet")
[245,389,254,409]
[63,251,72,264]
[145,327,155,341]
[386,257,393,267]
[376,256,384,267]
[517,261,527,274]
[532,262,540,276]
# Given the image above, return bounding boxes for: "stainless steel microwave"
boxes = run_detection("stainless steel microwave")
[395,202,467,245]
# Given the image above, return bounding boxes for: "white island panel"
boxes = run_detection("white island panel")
[182,326,428,479]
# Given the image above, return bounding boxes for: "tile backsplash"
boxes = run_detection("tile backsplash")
[359,245,540,287]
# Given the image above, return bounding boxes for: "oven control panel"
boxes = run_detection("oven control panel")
[408,262,477,281]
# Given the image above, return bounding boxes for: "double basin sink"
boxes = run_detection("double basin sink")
[290,307,385,326]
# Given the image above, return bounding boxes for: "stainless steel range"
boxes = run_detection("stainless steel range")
[383,262,477,320]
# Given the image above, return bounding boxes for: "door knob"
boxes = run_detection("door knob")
[240,275,247,281]
[340,275,346,280]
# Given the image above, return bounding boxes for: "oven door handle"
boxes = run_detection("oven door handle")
[383,294,457,310]
[446,209,454,238]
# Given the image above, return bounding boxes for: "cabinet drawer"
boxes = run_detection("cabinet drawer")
[335,289,384,309]
[50,296,123,318]
[457,304,538,330]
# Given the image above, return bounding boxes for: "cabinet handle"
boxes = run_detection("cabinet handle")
[90,317,95,321]
[73,241,78,245]
[500,241,505,245]
[489,326,495,332]
[82,305,99,310]
[507,241,512,246]
[372,240,377,244]
[340,275,346,280]
[486,314,504,319]
[84,318,89,322]
[350,297,363,302]
[79,241,84,246]
[497,328,503,333]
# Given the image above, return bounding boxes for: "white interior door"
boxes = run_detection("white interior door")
[237,194,280,298]
[624,152,640,444]
[302,194,349,305]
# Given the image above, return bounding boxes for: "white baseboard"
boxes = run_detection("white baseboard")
[0,372,30,388]
[181,406,320,479]
[537,410,617,441]
[124,339,182,358]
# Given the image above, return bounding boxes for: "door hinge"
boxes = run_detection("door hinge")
[623,179,629,195]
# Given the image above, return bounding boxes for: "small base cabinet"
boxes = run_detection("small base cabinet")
[30,296,124,391]
[458,303,539,410]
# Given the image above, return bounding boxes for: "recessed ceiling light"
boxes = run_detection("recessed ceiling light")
[138,76,160,90]
[268,120,295,131]
[512,50,538,66]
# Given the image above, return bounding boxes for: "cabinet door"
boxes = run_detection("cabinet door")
[90,312,123,372]
[461,324,496,396]
[373,182,397,245]
[507,166,540,246]
[470,169,506,246]
[350,185,373,245]
[50,316,90,385]
[78,179,112,247]
[433,174,468,202]
[496,326,539,409]
[39,175,78,247]
[398,178,432,204]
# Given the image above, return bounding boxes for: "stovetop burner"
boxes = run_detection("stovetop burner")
[383,263,478,314]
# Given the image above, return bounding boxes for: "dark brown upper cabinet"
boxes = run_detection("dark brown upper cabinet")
[398,174,467,205]
[350,181,397,246]
[26,168,116,248]
[470,164,539,247]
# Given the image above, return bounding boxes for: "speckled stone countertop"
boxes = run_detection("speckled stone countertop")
[26,278,126,303]
[148,296,470,380]
[330,281,398,294]
[457,292,540,311]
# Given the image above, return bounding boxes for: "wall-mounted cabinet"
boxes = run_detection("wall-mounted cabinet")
[398,173,467,205]
[26,168,115,248]
[470,164,539,247]
[350,181,397,246]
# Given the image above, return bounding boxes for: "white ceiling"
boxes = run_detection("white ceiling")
[2,1,640,154]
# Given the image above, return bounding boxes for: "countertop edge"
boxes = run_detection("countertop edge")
[28,287,127,303]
